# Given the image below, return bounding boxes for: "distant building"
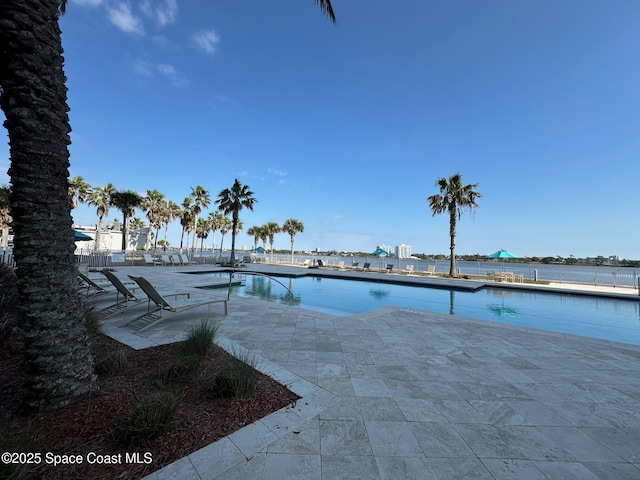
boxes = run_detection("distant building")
[377,244,392,254]
[74,224,146,251]
[395,244,412,258]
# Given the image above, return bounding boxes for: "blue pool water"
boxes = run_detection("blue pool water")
[202,273,640,345]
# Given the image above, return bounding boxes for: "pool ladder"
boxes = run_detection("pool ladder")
[227,271,294,301]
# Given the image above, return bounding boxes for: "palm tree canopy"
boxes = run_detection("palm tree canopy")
[428,172,482,220]
[315,0,336,23]
[68,175,91,209]
[110,190,143,215]
[88,183,115,218]
[216,179,257,218]
[282,218,304,236]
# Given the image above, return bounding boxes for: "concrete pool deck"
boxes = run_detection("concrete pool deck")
[93,265,640,479]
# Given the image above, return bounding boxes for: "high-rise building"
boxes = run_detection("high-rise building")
[395,244,411,258]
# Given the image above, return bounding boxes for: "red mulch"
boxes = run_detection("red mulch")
[1,331,299,480]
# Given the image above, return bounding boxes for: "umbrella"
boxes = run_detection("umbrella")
[74,230,92,241]
[487,249,520,273]
[254,246,266,253]
[370,248,389,271]
[487,249,519,259]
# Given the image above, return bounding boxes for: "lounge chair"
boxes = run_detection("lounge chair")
[348,262,359,270]
[361,262,371,272]
[171,254,183,266]
[302,259,311,267]
[425,265,436,276]
[96,269,141,318]
[384,264,394,274]
[161,254,173,266]
[402,265,414,275]
[126,276,228,333]
[78,272,112,298]
[180,254,196,265]
[143,253,162,266]
[317,259,325,268]
[333,261,346,271]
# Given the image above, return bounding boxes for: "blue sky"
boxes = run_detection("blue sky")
[1,0,639,258]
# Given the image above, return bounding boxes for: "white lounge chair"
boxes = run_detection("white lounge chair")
[402,265,414,275]
[143,253,162,266]
[161,254,173,266]
[180,254,196,265]
[171,254,183,266]
[126,275,227,333]
[425,265,436,276]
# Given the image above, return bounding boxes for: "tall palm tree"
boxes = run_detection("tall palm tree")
[196,217,210,254]
[110,190,143,251]
[0,185,12,248]
[218,216,233,259]
[0,0,335,410]
[258,225,268,250]
[264,222,281,261]
[208,210,226,255]
[179,198,193,251]
[282,218,304,264]
[216,179,257,266]
[189,185,211,254]
[68,175,91,209]
[246,226,261,251]
[160,200,181,251]
[427,173,482,276]
[0,0,99,408]
[87,183,115,250]
[141,189,165,251]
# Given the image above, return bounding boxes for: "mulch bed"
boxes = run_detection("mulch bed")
[2,331,299,480]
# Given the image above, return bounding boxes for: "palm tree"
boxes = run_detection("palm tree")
[282,218,304,264]
[68,175,91,209]
[179,197,194,251]
[0,185,12,248]
[196,217,210,254]
[189,185,211,254]
[110,190,143,251]
[258,225,268,250]
[427,173,482,276]
[87,183,115,250]
[142,189,165,251]
[0,0,335,410]
[264,222,281,261]
[208,211,226,256]
[160,200,181,251]
[218,216,233,259]
[216,179,257,266]
[246,226,261,251]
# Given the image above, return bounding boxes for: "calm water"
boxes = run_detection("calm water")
[203,272,640,345]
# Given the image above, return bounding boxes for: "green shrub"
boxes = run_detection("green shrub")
[177,318,219,360]
[95,349,130,376]
[212,349,258,399]
[164,353,201,384]
[118,391,182,446]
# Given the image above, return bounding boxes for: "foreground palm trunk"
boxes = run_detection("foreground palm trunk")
[0,0,96,410]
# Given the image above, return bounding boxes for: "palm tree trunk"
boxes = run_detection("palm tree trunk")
[180,228,185,250]
[230,215,237,266]
[163,225,169,251]
[0,0,96,410]
[96,215,103,250]
[290,236,295,264]
[449,207,457,276]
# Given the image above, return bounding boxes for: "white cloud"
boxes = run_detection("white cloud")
[268,168,287,176]
[132,59,153,76]
[192,29,220,55]
[107,2,144,35]
[157,63,189,88]
[141,0,178,27]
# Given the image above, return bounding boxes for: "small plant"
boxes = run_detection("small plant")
[212,349,259,399]
[95,348,130,375]
[177,318,219,360]
[118,391,182,446]
[164,353,201,384]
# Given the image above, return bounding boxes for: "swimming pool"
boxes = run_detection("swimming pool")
[200,273,640,345]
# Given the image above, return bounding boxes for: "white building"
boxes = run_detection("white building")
[74,224,146,251]
[377,244,393,255]
[395,244,412,258]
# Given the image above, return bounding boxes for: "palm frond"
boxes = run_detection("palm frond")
[315,0,336,23]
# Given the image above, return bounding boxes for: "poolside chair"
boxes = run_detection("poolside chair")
[317,259,325,268]
[126,275,228,333]
[302,259,311,267]
[180,254,197,265]
[95,269,142,318]
[161,254,173,266]
[425,265,436,276]
[348,262,360,270]
[333,261,346,271]
[361,262,371,272]
[78,271,113,298]
[171,254,183,266]
[384,264,394,274]
[143,253,162,266]
[402,265,415,275]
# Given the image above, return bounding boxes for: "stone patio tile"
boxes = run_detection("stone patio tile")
[419,381,465,401]
[365,421,423,456]
[375,456,436,480]
[211,452,266,480]
[228,420,279,457]
[483,458,551,479]
[142,456,200,480]
[428,456,494,479]
[580,427,640,462]
[320,419,372,456]
[262,453,321,480]
[319,396,360,420]
[357,396,405,421]
[536,426,626,462]
[188,437,245,479]
[394,398,448,423]
[533,461,600,479]
[266,419,321,455]
[503,400,573,426]
[584,462,640,480]
[351,378,392,397]
[409,422,475,458]
[321,455,381,480]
